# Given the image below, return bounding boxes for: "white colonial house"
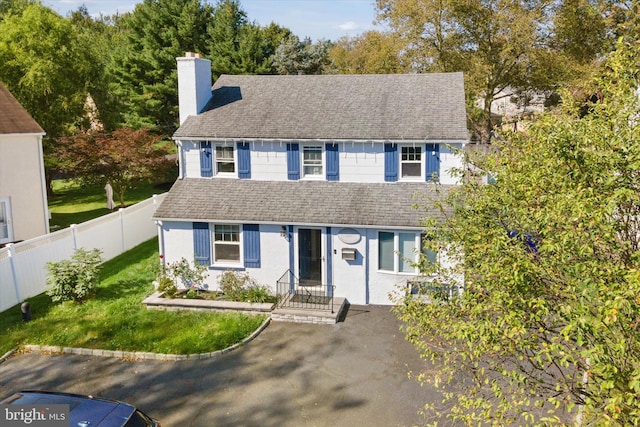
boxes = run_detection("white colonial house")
[0,83,49,245]
[152,53,468,305]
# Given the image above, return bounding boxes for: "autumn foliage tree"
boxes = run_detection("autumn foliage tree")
[56,128,175,207]
[395,43,640,425]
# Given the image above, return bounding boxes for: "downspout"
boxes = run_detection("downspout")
[175,140,185,179]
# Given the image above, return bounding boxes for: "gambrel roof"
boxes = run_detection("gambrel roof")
[174,73,467,141]
[0,83,44,135]
[153,178,452,228]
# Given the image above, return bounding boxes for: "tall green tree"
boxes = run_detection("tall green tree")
[0,0,33,21]
[68,6,122,131]
[0,3,98,195]
[0,3,94,137]
[375,0,623,142]
[207,0,289,77]
[109,0,213,132]
[330,31,407,74]
[396,43,640,425]
[272,35,333,75]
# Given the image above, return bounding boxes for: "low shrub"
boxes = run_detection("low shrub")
[46,248,103,303]
[219,271,274,303]
[164,257,209,289]
[157,276,177,298]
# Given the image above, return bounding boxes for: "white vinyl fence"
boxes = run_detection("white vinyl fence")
[0,193,166,313]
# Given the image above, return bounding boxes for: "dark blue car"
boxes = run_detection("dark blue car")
[1,391,160,427]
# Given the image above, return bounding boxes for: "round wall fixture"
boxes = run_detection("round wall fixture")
[338,228,361,244]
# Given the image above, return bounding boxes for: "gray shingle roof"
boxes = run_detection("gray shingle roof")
[153,178,452,228]
[174,73,467,141]
[0,83,44,135]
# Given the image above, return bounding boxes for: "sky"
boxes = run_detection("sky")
[45,0,381,42]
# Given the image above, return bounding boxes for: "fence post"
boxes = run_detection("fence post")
[7,243,22,303]
[119,208,126,252]
[70,224,78,251]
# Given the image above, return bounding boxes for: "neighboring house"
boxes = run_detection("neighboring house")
[0,83,49,245]
[152,53,468,305]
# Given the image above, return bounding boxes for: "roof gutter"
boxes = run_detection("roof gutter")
[152,217,425,231]
[172,136,468,145]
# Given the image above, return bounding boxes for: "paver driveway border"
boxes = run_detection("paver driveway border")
[0,305,449,426]
[3,316,272,362]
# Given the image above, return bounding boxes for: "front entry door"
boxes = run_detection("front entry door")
[298,228,322,287]
[0,198,13,245]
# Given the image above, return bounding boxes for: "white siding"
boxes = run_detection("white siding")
[181,140,202,178]
[339,143,386,182]
[178,140,465,183]
[330,227,368,304]
[439,143,464,185]
[250,141,289,181]
[160,222,289,293]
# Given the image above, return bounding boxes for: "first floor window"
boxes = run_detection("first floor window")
[401,146,422,178]
[378,231,420,273]
[421,234,438,265]
[214,224,240,263]
[215,145,235,174]
[302,145,323,177]
[378,232,395,271]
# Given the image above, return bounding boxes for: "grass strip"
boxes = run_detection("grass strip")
[0,239,266,355]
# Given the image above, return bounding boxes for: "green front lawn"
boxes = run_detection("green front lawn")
[48,179,173,230]
[0,239,266,356]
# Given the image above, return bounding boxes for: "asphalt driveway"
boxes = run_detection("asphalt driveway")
[0,305,448,426]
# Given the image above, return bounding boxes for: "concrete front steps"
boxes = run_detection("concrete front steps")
[143,292,346,324]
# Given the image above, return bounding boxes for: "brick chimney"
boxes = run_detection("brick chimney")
[177,52,212,125]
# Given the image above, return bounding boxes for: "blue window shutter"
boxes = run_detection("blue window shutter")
[384,143,398,182]
[193,222,211,265]
[425,143,440,182]
[237,142,251,179]
[326,227,332,295]
[287,143,300,180]
[200,142,212,177]
[326,143,339,181]
[243,224,260,268]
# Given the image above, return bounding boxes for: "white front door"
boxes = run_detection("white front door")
[0,197,14,244]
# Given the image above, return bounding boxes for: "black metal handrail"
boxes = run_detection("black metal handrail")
[276,269,335,313]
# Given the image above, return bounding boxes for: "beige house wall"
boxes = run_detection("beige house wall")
[0,133,49,241]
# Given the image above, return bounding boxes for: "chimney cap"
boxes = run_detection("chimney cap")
[184,52,202,58]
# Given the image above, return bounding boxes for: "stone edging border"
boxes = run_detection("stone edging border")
[2,317,271,364]
[0,350,16,365]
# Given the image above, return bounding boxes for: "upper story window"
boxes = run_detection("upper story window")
[401,146,422,179]
[215,145,235,174]
[302,145,323,178]
[200,142,236,177]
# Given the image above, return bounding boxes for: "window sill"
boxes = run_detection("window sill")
[377,270,421,275]
[209,265,245,271]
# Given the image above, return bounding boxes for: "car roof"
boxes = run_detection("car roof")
[2,391,136,427]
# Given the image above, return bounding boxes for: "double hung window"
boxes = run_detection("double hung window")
[401,146,422,179]
[302,145,323,177]
[200,142,236,177]
[215,145,235,174]
[213,224,240,263]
